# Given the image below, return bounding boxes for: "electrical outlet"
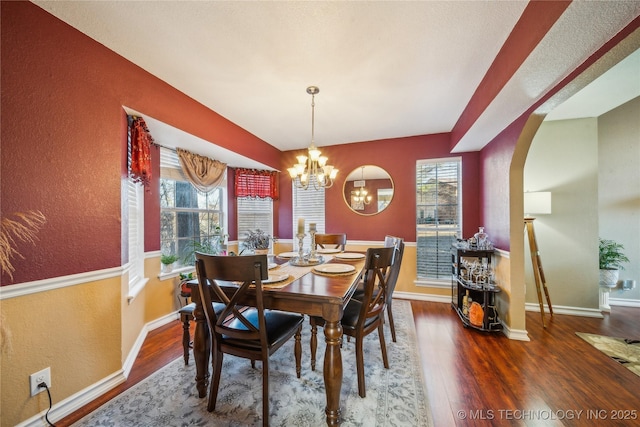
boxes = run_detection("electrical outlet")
[29,367,51,397]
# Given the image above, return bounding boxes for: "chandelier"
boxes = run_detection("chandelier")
[287,86,338,190]
[352,166,372,205]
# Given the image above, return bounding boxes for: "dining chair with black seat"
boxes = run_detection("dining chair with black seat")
[195,252,304,425]
[352,235,404,342]
[309,246,395,398]
[177,281,226,365]
[314,233,347,251]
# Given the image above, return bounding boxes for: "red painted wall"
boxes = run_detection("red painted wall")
[279,134,481,242]
[1,2,278,285]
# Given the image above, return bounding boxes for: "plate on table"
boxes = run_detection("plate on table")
[335,252,365,260]
[261,274,289,284]
[277,252,298,259]
[316,248,342,254]
[313,264,356,274]
[268,262,278,270]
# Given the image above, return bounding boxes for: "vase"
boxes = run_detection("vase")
[162,263,174,273]
[254,249,269,255]
[599,269,619,288]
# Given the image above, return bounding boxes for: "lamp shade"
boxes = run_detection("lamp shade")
[524,191,552,216]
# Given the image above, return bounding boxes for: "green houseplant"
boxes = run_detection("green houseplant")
[160,254,178,273]
[180,235,227,266]
[599,238,629,287]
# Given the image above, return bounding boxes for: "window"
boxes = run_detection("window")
[127,177,146,295]
[237,197,273,248]
[160,148,225,265]
[416,158,462,283]
[292,181,325,249]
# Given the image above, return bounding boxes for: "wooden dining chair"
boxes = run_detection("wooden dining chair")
[352,235,404,342]
[314,233,347,251]
[381,237,404,342]
[309,246,394,398]
[195,252,304,426]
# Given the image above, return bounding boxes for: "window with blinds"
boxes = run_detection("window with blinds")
[292,181,325,250]
[237,197,273,248]
[160,148,225,264]
[126,115,147,295]
[416,158,462,281]
[127,177,145,291]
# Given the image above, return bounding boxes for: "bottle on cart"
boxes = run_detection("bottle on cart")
[474,227,488,249]
[462,290,470,315]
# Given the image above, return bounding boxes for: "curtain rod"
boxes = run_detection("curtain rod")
[153,143,176,153]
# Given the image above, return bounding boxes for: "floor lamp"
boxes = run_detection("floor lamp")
[524,191,553,328]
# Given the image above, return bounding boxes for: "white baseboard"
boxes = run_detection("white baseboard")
[16,369,126,427]
[501,323,531,341]
[394,291,450,303]
[17,311,181,427]
[609,297,640,308]
[525,302,604,318]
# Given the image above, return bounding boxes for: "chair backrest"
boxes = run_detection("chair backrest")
[383,237,405,304]
[383,235,402,249]
[358,246,395,328]
[195,252,269,348]
[314,233,347,251]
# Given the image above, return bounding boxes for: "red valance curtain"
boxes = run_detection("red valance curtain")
[234,169,279,200]
[129,117,154,187]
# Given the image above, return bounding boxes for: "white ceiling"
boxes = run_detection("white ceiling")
[33,1,640,168]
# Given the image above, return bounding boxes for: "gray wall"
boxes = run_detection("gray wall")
[524,96,639,310]
[598,97,640,302]
[524,118,600,310]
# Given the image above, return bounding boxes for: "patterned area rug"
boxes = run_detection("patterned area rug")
[74,300,433,426]
[576,332,640,377]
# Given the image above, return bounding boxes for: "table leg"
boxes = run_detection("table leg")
[191,290,210,398]
[323,319,343,426]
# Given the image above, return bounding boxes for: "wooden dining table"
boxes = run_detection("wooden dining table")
[187,253,366,426]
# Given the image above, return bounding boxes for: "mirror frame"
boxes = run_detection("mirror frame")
[342,165,394,216]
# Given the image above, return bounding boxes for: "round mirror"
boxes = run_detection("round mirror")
[342,165,394,215]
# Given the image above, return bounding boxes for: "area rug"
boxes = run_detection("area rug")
[576,332,640,378]
[74,299,433,426]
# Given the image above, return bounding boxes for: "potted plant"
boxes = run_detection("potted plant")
[599,238,630,288]
[160,254,178,273]
[180,235,227,265]
[241,229,274,255]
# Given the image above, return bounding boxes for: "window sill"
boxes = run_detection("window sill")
[158,266,195,281]
[127,277,149,304]
[414,278,450,289]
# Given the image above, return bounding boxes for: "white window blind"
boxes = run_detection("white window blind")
[292,182,325,250]
[416,158,462,280]
[127,177,145,290]
[237,197,273,250]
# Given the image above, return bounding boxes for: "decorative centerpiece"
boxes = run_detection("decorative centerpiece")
[241,229,274,255]
[289,218,323,266]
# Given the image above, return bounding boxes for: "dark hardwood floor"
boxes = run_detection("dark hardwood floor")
[58,301,640,426]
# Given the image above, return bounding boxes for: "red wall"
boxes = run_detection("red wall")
[1,2,278,285]
[279,134,481,242]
